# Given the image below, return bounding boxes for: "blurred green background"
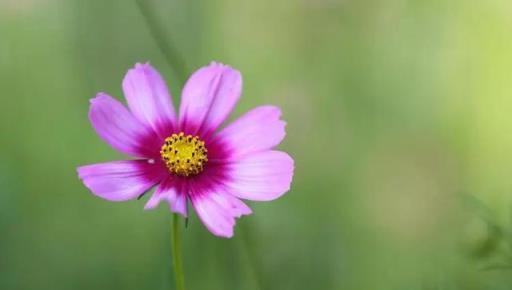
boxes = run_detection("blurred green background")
[2,0,512,289]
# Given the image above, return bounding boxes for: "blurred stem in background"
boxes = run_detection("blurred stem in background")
[172,213,186,290]
[135,0,188,84]
[238,225,264,290]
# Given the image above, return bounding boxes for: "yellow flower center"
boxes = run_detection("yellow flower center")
[160,132,208,177]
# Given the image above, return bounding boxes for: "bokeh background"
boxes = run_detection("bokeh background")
[2,0,512,289]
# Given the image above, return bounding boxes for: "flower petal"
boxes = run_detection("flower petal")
[89,93,158,157]
[191,191,251,238]
[179,62,242,135]
[216,106,286,158]
[122,63,177,137]
[226,151,294,201]
[77,160,162,202]
[144,178,188,217]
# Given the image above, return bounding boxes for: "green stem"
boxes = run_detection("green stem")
[134,2,188,289]
[171,213,186,290]
[135,0,188,84]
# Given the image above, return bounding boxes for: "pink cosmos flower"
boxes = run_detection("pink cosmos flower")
[77,62,294,238]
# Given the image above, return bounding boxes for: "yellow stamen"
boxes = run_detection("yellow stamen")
[160,132,208,177]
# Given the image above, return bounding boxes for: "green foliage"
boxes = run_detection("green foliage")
[2,0,512,289]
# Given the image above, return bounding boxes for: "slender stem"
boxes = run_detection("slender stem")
[135,0,188,84]
[134,2,188,289]
[171,213,186,290]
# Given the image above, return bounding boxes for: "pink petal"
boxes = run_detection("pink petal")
[179,62,242,135]
[226,151,294,201]
[122,63,177,137]
[216,106,286,158]
[77,160,161,201]
[191,191,252,238]
[144,179,188,217]
[89,93,158,157]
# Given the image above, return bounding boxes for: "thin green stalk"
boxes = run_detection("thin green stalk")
[134,2,188,289]
[171,213,186,290]
[135,0,188,84]
[135,3,262,290]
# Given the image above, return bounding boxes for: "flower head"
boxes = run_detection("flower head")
[77,62,294,238]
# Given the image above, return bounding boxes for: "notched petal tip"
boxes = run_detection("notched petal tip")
[132,61,153,71]
[179,62,243,133]
[217,105,288,158]
[76,160,160,202]
[122,61,177,136]
[208,60,227,68]
[257,105,282,116]
[86,92,157,157]
[89,92,110,104]
[76,165,87,180]
[191,192,251,238]
[227,150,294,201]
[135,61,150,66]
[194,62,242,82]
